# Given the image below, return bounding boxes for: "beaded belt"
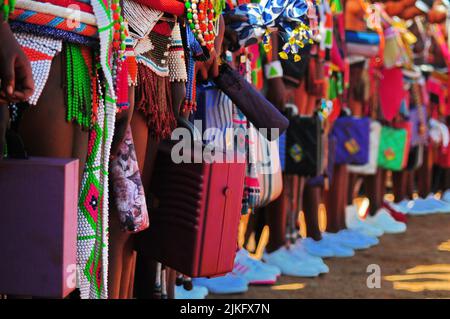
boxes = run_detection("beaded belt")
[9,0,99,45]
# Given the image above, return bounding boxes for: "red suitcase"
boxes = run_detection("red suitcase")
[137,140,246,277]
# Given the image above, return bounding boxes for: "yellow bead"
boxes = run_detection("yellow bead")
[279,51,288,60]
[294,54,301,62]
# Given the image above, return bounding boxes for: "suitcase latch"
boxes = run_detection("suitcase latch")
[223,187,231,197]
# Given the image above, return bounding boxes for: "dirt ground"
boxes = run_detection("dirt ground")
[210,214,450,299]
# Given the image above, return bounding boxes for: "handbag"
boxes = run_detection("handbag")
[307,135,336,187]
[383,27,408,69]
[110,125,149,233]
[0,129,78,298]
[393,121,413,168]
[214,63,289,140]
[135,124,246,277]
[345,30,381,58]
[256,130,283,207]
[195,83,234,151]
[379,67,405,121]
[348,120,382,175]
[331,116,370,165]
[279,132,287,171]
[285,114,323,177]
[377,125,409,171]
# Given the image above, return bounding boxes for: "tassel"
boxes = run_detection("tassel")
[66,43,94,130]
[116,59,130,111]
[135,64,176,139]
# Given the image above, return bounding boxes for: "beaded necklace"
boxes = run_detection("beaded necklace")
[185,0,216,52]
[1,0,15,21]
[184,26,204,112]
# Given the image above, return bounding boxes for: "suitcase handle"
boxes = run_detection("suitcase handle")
[1,104,28,160]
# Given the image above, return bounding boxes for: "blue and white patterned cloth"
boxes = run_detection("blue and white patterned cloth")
[228,0,309,47]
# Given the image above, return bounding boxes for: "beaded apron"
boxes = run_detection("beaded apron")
[13,32,62,106]
[9,0,119,299]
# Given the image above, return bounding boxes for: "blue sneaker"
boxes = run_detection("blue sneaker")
[301,237,335,258]
[424,194,450,214]
[332,229,379,249]
[390,199,413,214]
[346,229,379,246]
[320,236,356,257]
[345,205,384,237]
[175,285,208,299]
[401,198,439,215]
[192,273,248,294]
[263,247,320,277]
[323,232,371,250]
[233,249,278,285]
[442,190,450,203]
[236,249,281,277]
[288,243,329,274]
[365,209,407,233]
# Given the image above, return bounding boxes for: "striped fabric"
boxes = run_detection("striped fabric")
[203,90,234,152]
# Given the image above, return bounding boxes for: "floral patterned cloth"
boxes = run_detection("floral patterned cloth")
[110,126,149,233]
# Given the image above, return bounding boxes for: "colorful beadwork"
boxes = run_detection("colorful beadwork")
[185,0,216,51]
[66,42,94,129]
[10,8,99,38]
[77,0,123,299]
[123,0,162,40]
[13,31,62,105]
[1,0,16,21]
[10,21,98,46]
[168,23,187,82]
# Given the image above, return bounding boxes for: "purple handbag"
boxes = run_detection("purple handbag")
[214,63,289,141]
[331,116,370,165]
[409,106,428,146]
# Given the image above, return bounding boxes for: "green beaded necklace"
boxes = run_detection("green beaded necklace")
[1,0,16,21]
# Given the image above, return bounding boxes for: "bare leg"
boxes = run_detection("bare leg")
[392,171,409,202]
[364,169,385,216]
[265,176,289,253]
[303,183,322,240]
[406,169,415,199]
[108,88,135,299]
[417,146,433,197]
[325,164,349,232]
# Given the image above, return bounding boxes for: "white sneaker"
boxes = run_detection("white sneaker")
[365,209,407,234]
[345,205,384,237]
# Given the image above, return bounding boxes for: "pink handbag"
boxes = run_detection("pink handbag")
[0,157,79,298]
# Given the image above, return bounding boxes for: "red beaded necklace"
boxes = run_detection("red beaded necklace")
[185,0,216,51]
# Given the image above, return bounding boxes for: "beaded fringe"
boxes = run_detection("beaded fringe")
[135,63,176,140]
[66,43,95,129]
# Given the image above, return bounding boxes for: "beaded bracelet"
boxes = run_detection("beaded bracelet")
[1,0,16,21]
